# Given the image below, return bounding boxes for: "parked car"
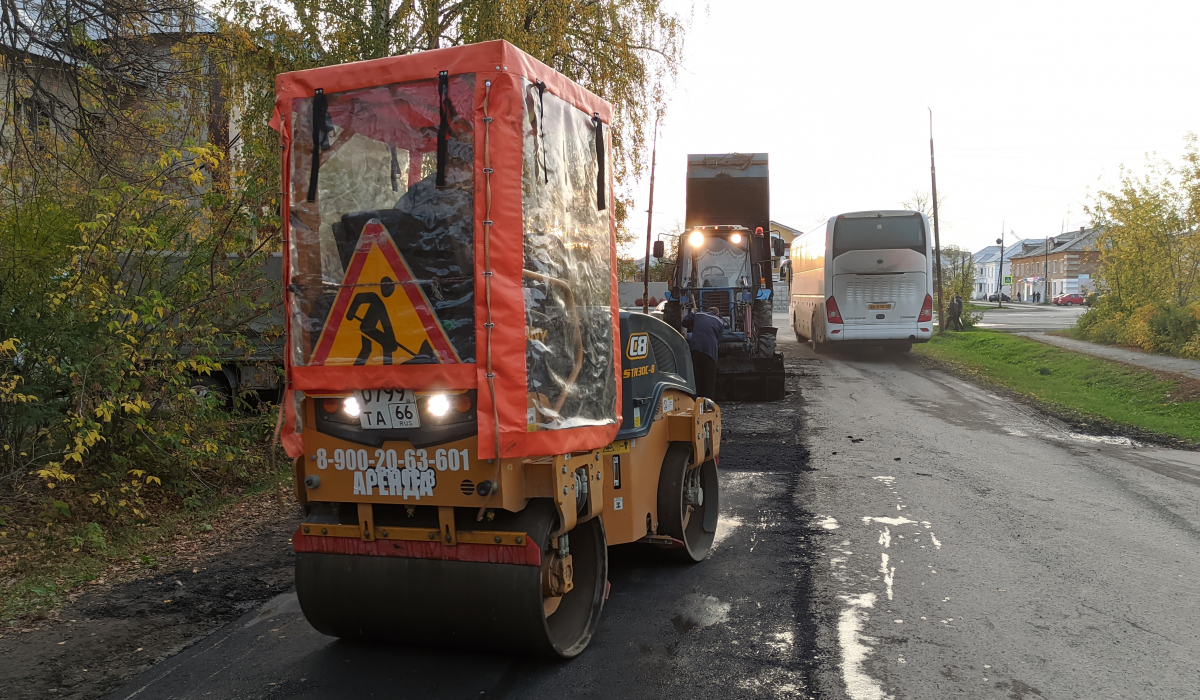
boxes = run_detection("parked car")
[987,292,1010,302]
[1053,293,1086,306]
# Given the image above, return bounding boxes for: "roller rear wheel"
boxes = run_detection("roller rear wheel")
[657,442,719,562]
[294,500,607,658]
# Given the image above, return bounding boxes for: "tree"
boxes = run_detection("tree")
[1078,136,1200,357]
[1087,139,1200,310]
[616,255,673,283]
[939,245,975,300]
[901,190,948,226]
[0,0,225,179]
[0,1,280,539]
[220,0,688,221]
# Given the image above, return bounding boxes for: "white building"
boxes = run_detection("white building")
[973,239,1044,299]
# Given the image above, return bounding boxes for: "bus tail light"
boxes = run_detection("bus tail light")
[918,294,933,322]
[826,296,843,324]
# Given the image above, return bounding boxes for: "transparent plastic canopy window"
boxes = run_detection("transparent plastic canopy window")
[288,75,476,367]
[683,237,750,288]
[521,82,616,431]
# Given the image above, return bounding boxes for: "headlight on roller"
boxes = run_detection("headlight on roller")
[419,392,474,425]
[427,394,450,417]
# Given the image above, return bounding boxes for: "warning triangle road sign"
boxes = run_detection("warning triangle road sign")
[310,220,460,367]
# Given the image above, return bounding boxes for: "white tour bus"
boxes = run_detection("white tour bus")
[788,210,934,352]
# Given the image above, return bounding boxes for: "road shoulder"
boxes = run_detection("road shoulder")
[1018,331,1200,380]
[0,494,299,700]
[914,330,1200,448]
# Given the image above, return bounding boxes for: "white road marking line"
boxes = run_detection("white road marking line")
[862,516,918,527]
[836,592,894,700]
[816,515,841,530]
[881,553,895,601]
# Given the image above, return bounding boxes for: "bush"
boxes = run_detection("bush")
[1076,136,1200,358]
[0,105,282,546]
[1146,304,1200,355]
[1075,302,1200,358]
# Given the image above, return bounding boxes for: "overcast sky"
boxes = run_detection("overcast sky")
[623,0,1199,254]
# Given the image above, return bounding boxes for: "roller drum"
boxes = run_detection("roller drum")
[295,502,607,658]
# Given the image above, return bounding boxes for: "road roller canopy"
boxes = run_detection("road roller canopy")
[272,41,620,459]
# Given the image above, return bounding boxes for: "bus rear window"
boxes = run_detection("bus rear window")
[833,215,926,259]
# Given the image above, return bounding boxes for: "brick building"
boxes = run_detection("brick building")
[1009,228,1101,301]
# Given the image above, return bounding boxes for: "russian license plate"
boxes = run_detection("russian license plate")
[355,389,420,430]
[868,303,893,310]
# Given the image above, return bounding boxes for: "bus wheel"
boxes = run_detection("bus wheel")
[811,312,830,354]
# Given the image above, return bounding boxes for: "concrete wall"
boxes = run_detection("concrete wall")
[773,282,789,312]
[618,282,668,308]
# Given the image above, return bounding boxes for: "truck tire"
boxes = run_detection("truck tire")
[752,299,772,335]
[663,300,682,334]
[756,329,777,358]
[751,299,774,357]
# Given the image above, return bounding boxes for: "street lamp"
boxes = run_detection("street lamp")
[995,236,1004,308]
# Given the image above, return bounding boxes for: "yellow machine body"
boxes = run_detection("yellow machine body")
[295,388,720,548]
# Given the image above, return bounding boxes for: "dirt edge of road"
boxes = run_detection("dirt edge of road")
[914,353,1199,451]
[0,490,301,700]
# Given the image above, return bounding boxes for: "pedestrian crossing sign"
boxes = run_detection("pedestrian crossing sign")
[309,219,460,366]
[1003,275,1013,284]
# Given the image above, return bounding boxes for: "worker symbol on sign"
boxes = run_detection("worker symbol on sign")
[309,220,460,367]
[345,276,414,365]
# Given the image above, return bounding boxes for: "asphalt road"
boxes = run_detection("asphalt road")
[796,339,1200,700]
[973,303,1088,332]
[106,359,819,700]
[106,326,1200,700]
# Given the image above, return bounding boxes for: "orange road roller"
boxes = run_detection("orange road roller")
[272,41,723,657]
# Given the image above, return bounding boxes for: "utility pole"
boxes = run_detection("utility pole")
[929,108,945,332]
[1043,234,1050,304]
[996,226,1005,309]
[642,113,660,314]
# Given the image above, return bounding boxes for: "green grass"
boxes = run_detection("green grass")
[914,330,1200,443]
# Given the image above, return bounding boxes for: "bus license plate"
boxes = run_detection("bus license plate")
[868,303,893,310]
[355,389,420,430]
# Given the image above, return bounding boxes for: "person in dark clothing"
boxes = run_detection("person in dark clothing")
[682,306,723,399]
[947,293,964,331]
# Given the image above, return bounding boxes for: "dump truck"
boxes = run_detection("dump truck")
[272,41,722,658]
[654,153,785,401]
